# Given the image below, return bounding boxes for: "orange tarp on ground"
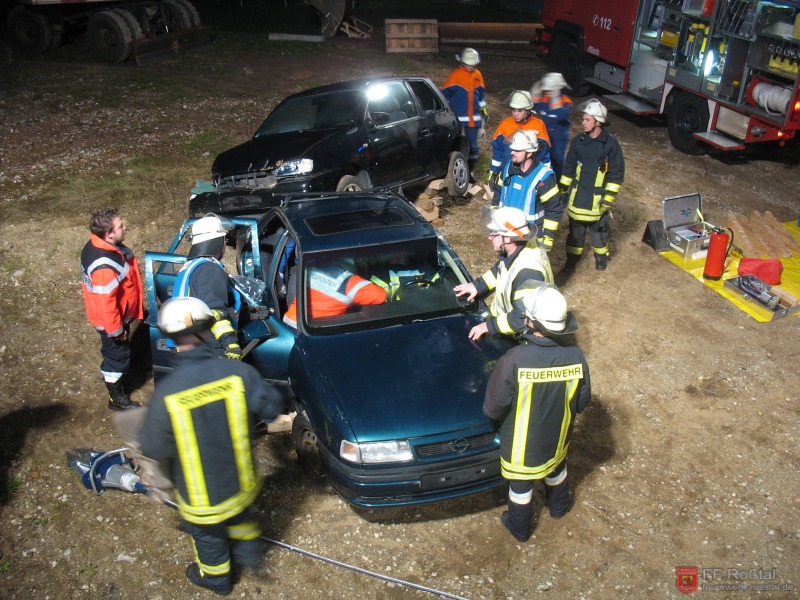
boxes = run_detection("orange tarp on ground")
[660,221,800,322]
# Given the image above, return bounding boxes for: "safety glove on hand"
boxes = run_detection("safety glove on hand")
[480,107,489,124]
[225,341,243,360]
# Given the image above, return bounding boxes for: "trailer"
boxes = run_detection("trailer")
[541,0,800,154]
[7,0,211,65]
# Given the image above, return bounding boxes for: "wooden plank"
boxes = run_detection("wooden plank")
[438,21,542,43]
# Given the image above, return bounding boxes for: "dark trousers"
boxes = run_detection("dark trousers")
[465,126,479,169]
[99,329,130,383]
[505,462,571,539]
[566,213,611,257]
[183,510,263,589]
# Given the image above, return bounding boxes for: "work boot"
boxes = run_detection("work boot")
[105,380,141,412]
[545,474,574,518]
[186,563,232,596]
[594,252,608,271]
[501,496,532,543]
[562,253,580,273]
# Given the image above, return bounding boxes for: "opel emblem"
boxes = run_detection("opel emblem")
[452,438,469,453]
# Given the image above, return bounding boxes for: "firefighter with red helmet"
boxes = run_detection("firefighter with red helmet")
[140,296,283,595]
[559,98,625,272]
[483,281,591,543]
[80,207,144,411]
[453,206,554,340]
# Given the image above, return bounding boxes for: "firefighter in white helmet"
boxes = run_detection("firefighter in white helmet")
[140,296,283,595]
[483,281,590,543]
[172,213,243,359]
[531,72,573,178]
[442,47,488,181]
[488,90,552,199]
[559,98,624,272]
[453,206,554,340]
[496,129,563,252]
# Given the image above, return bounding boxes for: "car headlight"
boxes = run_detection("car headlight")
[340,440,414,464]
[274,158,314,177]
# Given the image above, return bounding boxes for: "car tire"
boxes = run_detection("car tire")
[445,151,469,197]
[291,408,328,485]
[336,172,370,192]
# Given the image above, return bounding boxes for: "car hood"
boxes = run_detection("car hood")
[300,316,513,442]
[212,129,349,177]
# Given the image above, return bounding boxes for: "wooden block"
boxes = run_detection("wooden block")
[432,197,444,206]
[415,198,435,212]
[427,179,446,191]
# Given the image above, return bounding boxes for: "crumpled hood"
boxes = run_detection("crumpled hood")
[212,129,344,177]
[300,316,512,442]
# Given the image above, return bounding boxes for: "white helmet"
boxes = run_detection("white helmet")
[191,213,232,245]
[581,98,607,124]
[507,129,539,153]
[540,72,569,92]
[158,296,214,340]
[483,206,532,240]
[518,281,578,335]
[457,47,480,66]
[507,90,533,110]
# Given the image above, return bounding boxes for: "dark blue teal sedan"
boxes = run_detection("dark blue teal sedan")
[145,193,513,508]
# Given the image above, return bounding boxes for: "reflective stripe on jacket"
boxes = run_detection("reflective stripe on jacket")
[499,159,562,237]
[80,234,143,336]
[475,242,553,336]
[560,128,625,222]
[483,333,591,480]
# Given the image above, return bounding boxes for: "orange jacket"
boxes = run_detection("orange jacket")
[442,66,487,127]
[284,268,386,327]
[490,114,552,173]
[80,234,143,336]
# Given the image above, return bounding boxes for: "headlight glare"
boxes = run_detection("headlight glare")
[275,158,313,177]
[340,439,413,464]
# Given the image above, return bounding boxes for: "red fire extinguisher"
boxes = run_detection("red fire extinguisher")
[703,227,734,280]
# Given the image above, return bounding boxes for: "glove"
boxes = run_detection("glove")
[486,170,499,186]
[540,235,555,252]
[480,107,489,123]
[225,342,243,360]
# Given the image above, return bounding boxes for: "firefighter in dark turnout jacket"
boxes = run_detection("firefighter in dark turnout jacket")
[559,99,624,272]
[80,207,143,411]
[140,296,283,595]
[173,213,242,360]
[483,282,591,543]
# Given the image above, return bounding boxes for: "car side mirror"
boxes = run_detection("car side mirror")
[240,318,275,346]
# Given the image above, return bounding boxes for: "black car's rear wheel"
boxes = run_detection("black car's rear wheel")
[292,409,327,485]
[445,151,469,197]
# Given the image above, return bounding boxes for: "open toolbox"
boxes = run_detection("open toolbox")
[723,275,800,321]
[663,192,713,260]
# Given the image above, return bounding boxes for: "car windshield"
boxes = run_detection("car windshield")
[299,238,471,334]
[254,89,364,137]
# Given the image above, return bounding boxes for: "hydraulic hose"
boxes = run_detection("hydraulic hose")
[158,496,470,600]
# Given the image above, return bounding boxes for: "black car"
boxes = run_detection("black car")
[209,76,471,203]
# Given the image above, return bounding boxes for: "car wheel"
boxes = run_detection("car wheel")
[445,151,469,197]
[667,92,709,155]
[336,172,370,192]
[291,409,328,485]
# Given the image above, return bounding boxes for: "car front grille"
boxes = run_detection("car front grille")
[415,431,497,457]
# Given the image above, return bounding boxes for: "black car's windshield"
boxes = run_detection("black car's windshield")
[300,238,471,334]
[254,89,364,137]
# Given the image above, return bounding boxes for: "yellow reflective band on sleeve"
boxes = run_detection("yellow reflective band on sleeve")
[559,175,573,187]
[482,270,498,291]
[542,219,560,233]
[517,364,583,383]
[540,186,560,203]
[211,319,235,339]
[606,181,621,193]
[495,312,513,335]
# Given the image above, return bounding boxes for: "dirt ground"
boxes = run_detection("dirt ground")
[1,23,799,600]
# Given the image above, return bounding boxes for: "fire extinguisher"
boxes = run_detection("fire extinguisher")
[703,227,734,280]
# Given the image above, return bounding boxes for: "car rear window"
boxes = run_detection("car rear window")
[305,208,414,235]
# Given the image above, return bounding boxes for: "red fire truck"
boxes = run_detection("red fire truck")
[541,0,800,154]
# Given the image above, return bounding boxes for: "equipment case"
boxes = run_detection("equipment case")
[663,193,713,260]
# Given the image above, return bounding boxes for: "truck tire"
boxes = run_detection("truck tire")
[113,9,143,42]
[667,92,709,155]
[161,0,193,31]
[7,6,53,55]
[173,0,202,27]
[88,10,133,63]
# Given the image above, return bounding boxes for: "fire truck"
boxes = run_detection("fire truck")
[6,0,210,65]
[541,0,800,154]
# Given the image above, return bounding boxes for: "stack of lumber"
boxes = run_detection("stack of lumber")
[725,211,800,259]
[413,180,486,226]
